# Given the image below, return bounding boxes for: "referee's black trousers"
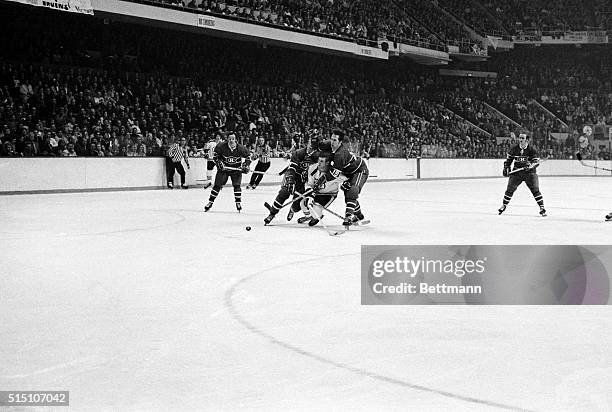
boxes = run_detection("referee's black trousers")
[167,161,186,185]
[249,161,271,186]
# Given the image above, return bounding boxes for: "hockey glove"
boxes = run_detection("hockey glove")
[241,164,250,174]
[341,180,352,191]
[216,161,225,171]
[502,166,509,177]
[575,152,583,161]
[312,176,325,193]
[528,161,539,170]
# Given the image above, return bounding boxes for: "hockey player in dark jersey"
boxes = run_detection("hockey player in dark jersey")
[319,130,369,226]
[263,132,320,225]
[498,133,546,216]
[204,133,251,212]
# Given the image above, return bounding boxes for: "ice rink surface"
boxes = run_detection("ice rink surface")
[1,176,611,411]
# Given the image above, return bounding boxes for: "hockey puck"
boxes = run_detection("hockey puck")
[245,226,251,231]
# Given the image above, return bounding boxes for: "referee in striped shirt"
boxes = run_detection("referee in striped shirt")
[247,136,272,189]
[166,137,190,189]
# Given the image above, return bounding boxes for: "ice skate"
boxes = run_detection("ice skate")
[498,205,506,215]
[264,212,276,225]
[298,215,312,224]
[204,201,213,212]
[343,215,355,227]
[308,217,320,226]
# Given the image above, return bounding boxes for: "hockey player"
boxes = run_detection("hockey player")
[246,136,272,189]
[319,130,369,226]
[498,133,546,216]
[204,133,251,212]
[202,134,222,189]
[263,132,321,225]
[298,153,346,226]
[574,139,611,221]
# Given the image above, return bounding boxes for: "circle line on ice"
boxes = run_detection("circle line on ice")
[224,254,534,411]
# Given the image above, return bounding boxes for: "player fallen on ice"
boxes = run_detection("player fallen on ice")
[263,130,321,225]
[298,153,347,226]
[498,133,546,216]
[318,130,369,226]
[204,132,251,212]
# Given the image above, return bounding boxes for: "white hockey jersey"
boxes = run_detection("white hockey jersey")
[305,163,347,195]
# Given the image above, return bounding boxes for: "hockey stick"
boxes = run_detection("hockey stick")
[577,160,612,172]
[223,166,278,175]
[264,188,314,212]
[574,152,612,172]
[318,203,371,226]
[308,205,345,236]
[508,158,548,175]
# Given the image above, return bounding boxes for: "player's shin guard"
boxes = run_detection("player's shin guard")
[234,185,242,211]
[205,185,221,211]
[353,202,364,221]
[269,188,290,215]
[533,191,546,216]
[343,200,357,226]
[499,191,513,214]
[345,200,356,218]
[208,186,221,203]
[203,171,213,188]
[502,191,513,206]
[533,192,544,208]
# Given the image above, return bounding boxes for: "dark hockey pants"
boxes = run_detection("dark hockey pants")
[209,170,243,204]
[503,172,544,207]
[344,168,369,217]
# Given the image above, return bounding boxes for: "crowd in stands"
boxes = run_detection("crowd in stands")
[480,0,611,35]
[437,0,506,37]
[1,2,612,161]
[429,0,612,38]
[148,0,612,45]
[397,0,478,53]
[141,0,446,51]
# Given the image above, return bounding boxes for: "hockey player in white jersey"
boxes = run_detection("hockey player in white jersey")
[202,134,222,189]
[298,152,347,226]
